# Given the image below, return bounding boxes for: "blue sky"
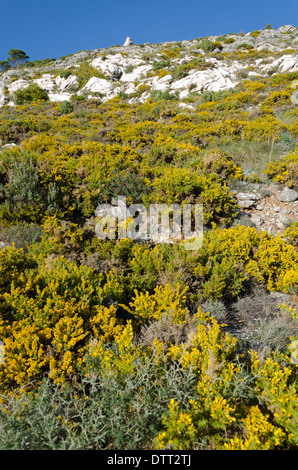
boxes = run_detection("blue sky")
[1,0,297,62]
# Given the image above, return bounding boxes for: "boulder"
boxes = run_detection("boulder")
[278,188,298,202]
[170,66,237,95]
[278,55,298,73]
[235,192,258,201]
[33,74,55,92]
[109,65,123,81]
[121,64,152,82]
[3,143,17,149]
[277,25,296,33]
[123,37,133,47]
[238,199,257,208]
[0,85,6,106]
[235,192,258,208]
[8,79,29,93]
[291,89,298,105]
[48,92,72,102]
[152,74,173,92]
[55,74,79,91]
[251,215,265,226]
[81,77,114,95]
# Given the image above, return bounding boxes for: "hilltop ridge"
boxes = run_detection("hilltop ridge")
[0,24,297,108]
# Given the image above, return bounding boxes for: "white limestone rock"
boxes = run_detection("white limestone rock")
[260,55,298,74]
[123,37,133,47]
[8,79,30,93]
[92,53,144,76]
[277,25,296,33]
[121,64,152,82]
[151,74,173,92]
[33,74,55,92]
[278,55,298,73]
[255,42,282,52]
[179,102,195,110]
[48,92,72,102]
[0,85,6,105]
[120,82,137,95]
[251,215,265,226]
[3,143,17,149]
[81,77,114,95]
[55,75,79,91]
[170,66,237,96]
[236,193,259,201]
[278,188,298,202]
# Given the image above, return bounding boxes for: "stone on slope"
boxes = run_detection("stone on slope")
[235,192,258,208]
[109,65,123,81]
[170,65,238,97]
[123,37,133,46]
[0,85,6,105]
[55,74,79,91]
[81,77,114,94]
[33,74,55,92]
[8,79,29,93]
[151,74,173,92]
[278,187,298,202]
[48,92,72,102]
[121,64,152,82]
[277,25,296,33]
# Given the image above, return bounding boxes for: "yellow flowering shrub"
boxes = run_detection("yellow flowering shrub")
[225,406,287,450]
[122,284,189,330]
[0,47,297,450]
[144,166,238,227]
[264,148,298,187]
[155,313,297,450]
[195,226,298,297]
[0,246,128,391]
[246,232,298,292]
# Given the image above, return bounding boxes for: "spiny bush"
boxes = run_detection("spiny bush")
[0,353,198,450]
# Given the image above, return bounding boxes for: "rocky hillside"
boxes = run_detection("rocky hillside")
[0,24,297,451]
[1,25,297,107]
[1,24,297,236]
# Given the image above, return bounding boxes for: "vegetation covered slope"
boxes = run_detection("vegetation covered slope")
[0,25,297,450]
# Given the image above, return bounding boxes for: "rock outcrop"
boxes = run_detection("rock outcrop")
[0,25,297,106]
[123,37,133,47]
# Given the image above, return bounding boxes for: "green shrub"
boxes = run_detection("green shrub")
[223,37,236,44]
[14,83,49,105]
[0,354,198,450]
[59,70,71,79]
[197,39,218,53]
[152,59,171,71]
[74,61,106,87]
[0,222,44,251]
[59,101,74,114]
[150,90,177,102]
[236,43,254,50]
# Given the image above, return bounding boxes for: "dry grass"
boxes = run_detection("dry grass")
[228,285,298,359]
[137,311,197,350]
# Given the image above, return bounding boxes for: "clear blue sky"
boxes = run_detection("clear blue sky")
[1,0,297,62]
